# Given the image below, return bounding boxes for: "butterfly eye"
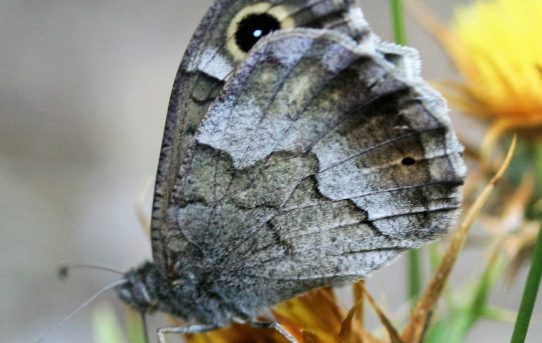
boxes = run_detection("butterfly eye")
[235,13,281,53]
[133,282,152,305]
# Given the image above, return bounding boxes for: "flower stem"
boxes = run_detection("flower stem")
[389,0,421,303]
[407,250,423,304]
[391,0,407,45]
[511,223,542,343]
[511,141,542,343]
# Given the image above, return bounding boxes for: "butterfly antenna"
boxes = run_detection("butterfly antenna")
[58,264,124,279]
[35,278,127,343]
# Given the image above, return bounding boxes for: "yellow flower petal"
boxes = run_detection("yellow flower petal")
[449,0,542,122]
[273,288,344,342]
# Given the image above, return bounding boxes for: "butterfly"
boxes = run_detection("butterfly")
[115,0,465,342]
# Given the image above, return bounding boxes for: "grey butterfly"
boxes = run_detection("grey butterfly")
[115,0,465,342]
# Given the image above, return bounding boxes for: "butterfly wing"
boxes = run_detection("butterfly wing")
[151,0,364,272]
[160,23,465,316]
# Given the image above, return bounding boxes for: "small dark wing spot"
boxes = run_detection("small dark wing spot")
[401,157,416,166]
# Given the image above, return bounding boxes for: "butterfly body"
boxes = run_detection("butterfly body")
[116,0,465,340]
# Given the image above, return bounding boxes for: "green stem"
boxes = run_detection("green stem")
[391,0,407,45]
[511,141,542,342]
[390,0,421,303]
[510,222,542,342]
[407,249,423,304]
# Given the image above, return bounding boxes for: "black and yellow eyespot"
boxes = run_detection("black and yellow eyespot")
[227,2,296,60]
[235,13,281,53]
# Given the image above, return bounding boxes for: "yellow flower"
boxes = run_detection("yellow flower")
[184,284,397,343]
[185,288,365,343]
[436,0,542,150]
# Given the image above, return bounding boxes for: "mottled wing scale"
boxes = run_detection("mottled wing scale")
[152,0,464,318]
[151,0,362,272]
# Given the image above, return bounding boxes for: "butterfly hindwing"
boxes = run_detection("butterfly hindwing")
[157,27,464,315]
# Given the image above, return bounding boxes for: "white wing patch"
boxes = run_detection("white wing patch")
[188,47,233,81]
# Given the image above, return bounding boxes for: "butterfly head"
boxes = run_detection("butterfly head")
[116,262,163,313]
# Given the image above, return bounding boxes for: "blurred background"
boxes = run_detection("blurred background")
[1,0,540,342]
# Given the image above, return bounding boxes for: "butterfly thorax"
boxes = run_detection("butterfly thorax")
[116,261,235,326]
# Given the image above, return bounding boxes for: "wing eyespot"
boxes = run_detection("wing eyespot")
[235,13,281,53]
[226,2,296,60]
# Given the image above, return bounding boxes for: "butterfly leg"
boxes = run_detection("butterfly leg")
[157,324,218,343]
[249,320,298,343]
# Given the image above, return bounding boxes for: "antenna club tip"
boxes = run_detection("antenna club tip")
[58,265,69,280]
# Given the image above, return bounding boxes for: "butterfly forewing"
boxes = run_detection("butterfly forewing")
[151,0,363,272]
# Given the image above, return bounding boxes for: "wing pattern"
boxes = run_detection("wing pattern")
[158,27,464,315]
